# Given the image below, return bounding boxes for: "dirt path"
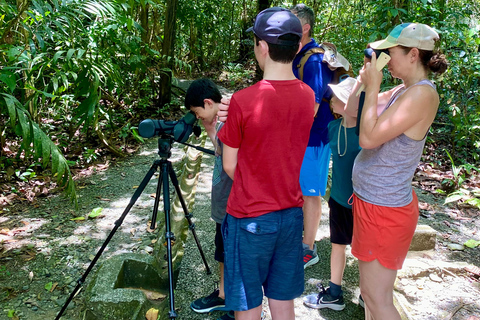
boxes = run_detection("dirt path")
[1,131,480,319]
[0,138,189,319]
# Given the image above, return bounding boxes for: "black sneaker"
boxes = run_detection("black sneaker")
[217,310,235,320]
[303,284,345,311]
[191,289,228,313]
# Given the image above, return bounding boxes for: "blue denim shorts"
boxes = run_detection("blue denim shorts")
[300,144,331,196]
[221,208,304,311]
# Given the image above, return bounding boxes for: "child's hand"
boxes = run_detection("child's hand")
[218,97,230,122]
[201,116,217,133]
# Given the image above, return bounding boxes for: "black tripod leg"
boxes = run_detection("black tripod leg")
[55,160,160,320]
[167,162,211,274]
[161,161,178,319]
[150,166,163,230]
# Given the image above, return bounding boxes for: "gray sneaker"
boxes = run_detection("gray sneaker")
[303,242,319,269]
[359,294,365,308]
[303,284,345,311]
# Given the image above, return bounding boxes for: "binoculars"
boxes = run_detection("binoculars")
[364,48,390,59]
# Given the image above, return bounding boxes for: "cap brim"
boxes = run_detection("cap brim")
[246,26,253,33]
[369,39,398,50]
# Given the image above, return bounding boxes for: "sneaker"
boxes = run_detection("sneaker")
[303,242,319,269]
[217,310,235,320]
[191,289,228,313]
[359,294,365,308]
[303,284,345,311]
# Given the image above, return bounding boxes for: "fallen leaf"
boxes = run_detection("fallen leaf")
[70,217,85,221]
[464,239,480,248]
[130,228,136,236]
[45,282,53,291]
[145,308,159,320]
[50,282,58,292]
[88,207,103,219]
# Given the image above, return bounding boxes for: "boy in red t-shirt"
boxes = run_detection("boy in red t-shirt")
[217,7,315,320]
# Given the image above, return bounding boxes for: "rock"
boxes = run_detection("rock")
[447,243,465,251]
[429,273,443,282]
[409,225,437,251]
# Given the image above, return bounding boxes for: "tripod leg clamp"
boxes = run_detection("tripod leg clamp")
[188,223,195,231]
[165,231,176,241]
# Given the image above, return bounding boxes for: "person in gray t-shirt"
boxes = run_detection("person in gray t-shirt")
[184,79,234,320]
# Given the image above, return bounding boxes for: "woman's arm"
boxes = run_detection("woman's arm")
[358,55,439,148]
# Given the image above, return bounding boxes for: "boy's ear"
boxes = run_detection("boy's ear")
[260,40,269,55]
[203,98,214,108]
[302,23,310,36]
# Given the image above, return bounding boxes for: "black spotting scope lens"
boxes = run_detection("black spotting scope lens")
[364,48,390,59]
[138,111,199,143]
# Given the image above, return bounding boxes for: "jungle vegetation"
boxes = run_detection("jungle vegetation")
[1,0,479,207]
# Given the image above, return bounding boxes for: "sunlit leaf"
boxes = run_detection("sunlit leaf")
[88,207,103,218]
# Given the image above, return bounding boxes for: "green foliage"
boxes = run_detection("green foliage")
[437,149,480,209]
[464,239,480,248]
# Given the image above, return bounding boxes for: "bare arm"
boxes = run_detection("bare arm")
[222,144,238,180]
[358,54,439,148]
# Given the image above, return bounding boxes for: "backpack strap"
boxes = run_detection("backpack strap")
[297,47,325,81]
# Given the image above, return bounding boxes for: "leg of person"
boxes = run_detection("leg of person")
[300,145,330,268]
[359,259,400,320]
[191,223,228,313]
[303,195,322,250]
[330,243,347,288]
[268,299,294,320]
[302,194,321,267]
[235,305,262,320]
[219,262,225,299]
[364,303,375,320]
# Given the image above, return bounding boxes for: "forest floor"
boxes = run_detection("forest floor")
[1,80,480,320]
[0,134,479,320]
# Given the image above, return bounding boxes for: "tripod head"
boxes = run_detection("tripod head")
[158,136,174,159]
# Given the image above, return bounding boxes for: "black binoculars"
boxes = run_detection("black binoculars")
[364,48,390,59]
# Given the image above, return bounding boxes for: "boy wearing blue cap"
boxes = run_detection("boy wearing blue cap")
[217,7,315,320]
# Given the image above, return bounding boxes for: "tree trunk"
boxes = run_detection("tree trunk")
[237,0,250,63]
[253,0,271,80]
[393,0,406,26]
[157,0,178,108]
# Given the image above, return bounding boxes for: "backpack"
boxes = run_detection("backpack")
[296,42,354,119]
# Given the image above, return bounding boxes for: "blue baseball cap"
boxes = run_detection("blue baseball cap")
[246,7,302,45]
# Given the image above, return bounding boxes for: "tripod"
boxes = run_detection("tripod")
[56,136,212,320]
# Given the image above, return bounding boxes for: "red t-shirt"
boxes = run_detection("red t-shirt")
[217,79,314,218]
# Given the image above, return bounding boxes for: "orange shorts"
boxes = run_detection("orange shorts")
[351,192,419,270]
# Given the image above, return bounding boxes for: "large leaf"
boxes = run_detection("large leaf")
[1,94,77,206]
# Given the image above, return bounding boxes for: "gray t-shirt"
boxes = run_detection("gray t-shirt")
[211,122,233,224]
[352,80,435,207]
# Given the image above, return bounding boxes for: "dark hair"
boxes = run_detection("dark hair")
[185,78,222,109]
[255,34,300,63]
[290,4,314,37]
[399,46,448,74]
